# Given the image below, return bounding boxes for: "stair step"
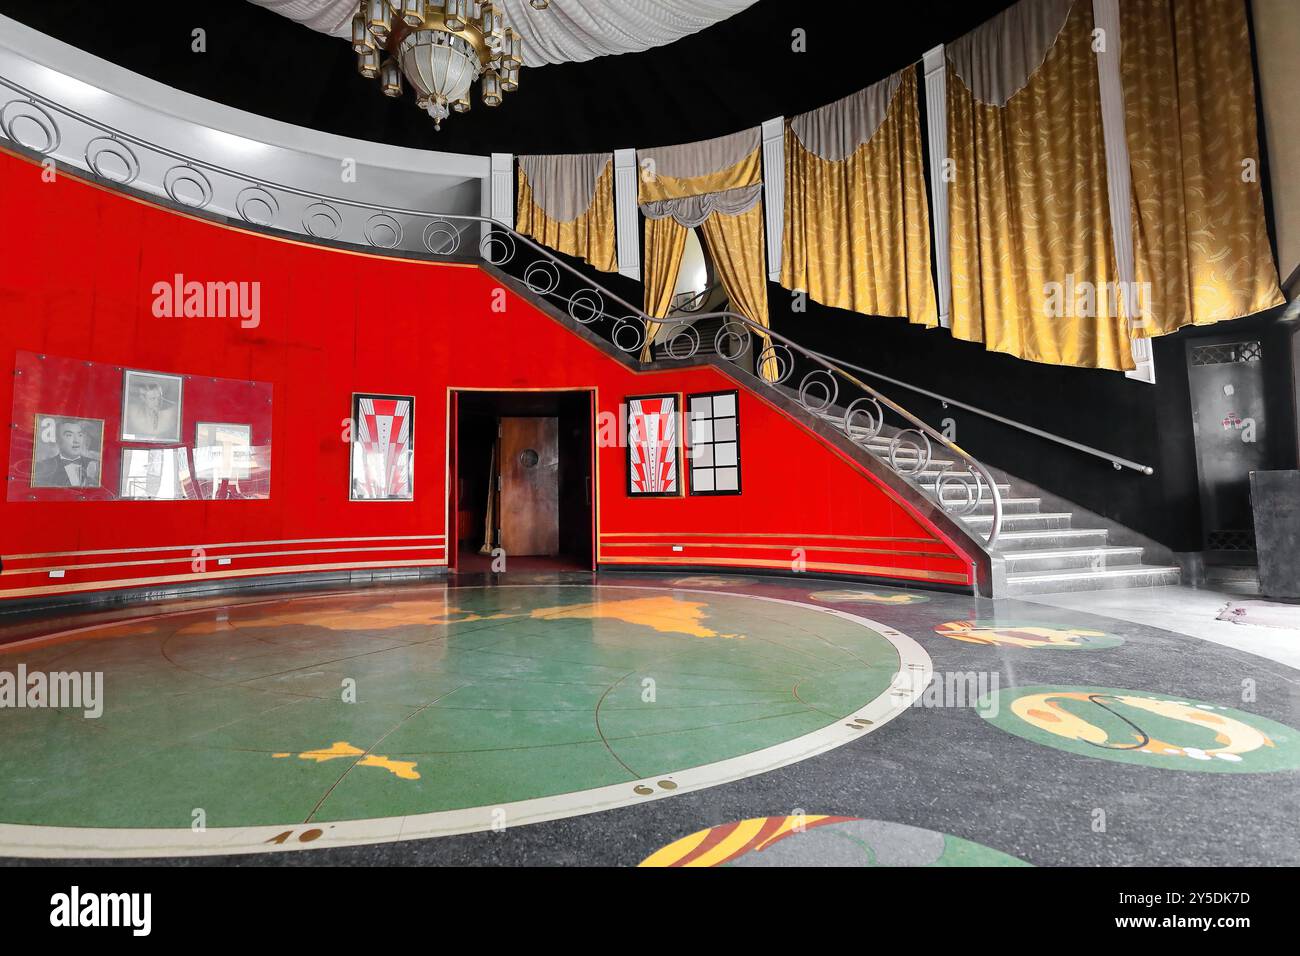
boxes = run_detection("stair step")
[965,512,1073,532]
[968,497,1041,515]
[1001,545,1145,573]
[1004,564,1182,595]
[994,528,1110,550]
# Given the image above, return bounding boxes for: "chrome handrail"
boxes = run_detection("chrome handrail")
[805,350,1155,476]
[0,74,1001,549]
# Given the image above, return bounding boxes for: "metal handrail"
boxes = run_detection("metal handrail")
[1,75,1001,549]
[805,350,1155,476]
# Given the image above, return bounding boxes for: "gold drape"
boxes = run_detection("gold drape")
[640,215,689,362]
[699,203,778,380]
[637,148,761,203]
[1121,0,1284,336]
[783,72,938,327]
[949,2,1133,370]
[516,162,618,273]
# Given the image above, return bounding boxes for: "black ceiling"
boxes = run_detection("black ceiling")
[0,0,1018,156]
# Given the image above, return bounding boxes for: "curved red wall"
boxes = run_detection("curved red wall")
[0,149,976,599]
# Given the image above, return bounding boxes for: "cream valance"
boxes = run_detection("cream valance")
[637,127,762,203]
[519,153,612,223]
[790,72,904,163]
[640,184,763,228]
[947,0,1073,106]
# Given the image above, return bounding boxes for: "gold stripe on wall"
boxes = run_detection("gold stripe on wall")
[3,535,446,562]
[599,532,940,544]
[2,544,447,578]
[0,560,447,599]
[598,542,958,560]
[597,554,970,584]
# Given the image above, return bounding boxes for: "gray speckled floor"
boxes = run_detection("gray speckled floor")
[3,570,1297,867]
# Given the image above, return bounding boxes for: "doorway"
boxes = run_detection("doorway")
[451,390,595,572]
[1186,338,1269,561]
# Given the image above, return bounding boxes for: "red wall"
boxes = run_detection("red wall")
[0,149,975,599]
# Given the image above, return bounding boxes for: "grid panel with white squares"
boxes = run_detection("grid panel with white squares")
[688,391,740,495]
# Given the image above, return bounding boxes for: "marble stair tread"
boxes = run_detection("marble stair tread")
[1004,564,1182,595]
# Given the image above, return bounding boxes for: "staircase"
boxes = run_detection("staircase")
[872,438,1181,596]
[789,396,1182,597]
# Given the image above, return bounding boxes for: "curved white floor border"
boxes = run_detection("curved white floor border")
[0,585,932,859]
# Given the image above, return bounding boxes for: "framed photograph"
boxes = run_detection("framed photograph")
[30,414,105,489]
[121,369,184,443]
[194,422,253,482]
[119,447,196,500]
[687,390,741,496]
[350,393,415,501]
[626,393,682,497]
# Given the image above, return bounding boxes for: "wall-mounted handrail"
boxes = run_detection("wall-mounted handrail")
[805,351,1156,476]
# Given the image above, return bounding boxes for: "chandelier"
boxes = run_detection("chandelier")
[351,1,550,130]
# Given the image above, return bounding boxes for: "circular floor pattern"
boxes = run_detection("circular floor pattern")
[978,685,1300,772]
[0,584,929,857]
[639,815,1029,867]
[935,620,1124,650]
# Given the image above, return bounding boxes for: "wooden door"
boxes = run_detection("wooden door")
[499,417,559,556]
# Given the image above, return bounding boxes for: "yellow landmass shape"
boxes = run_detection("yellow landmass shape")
[529,596,742,639]
[273,741,420,780]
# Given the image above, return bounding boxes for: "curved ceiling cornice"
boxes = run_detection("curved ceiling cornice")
[248,0,759,67]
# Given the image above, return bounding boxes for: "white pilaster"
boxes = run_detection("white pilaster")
[1093,0,1154,383]
[761,116,785,281]
[490,152,514,229]
[923,46,952,329]
[614,147,641,281]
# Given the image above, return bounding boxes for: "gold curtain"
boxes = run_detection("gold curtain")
[516,162,618,273]
[638,148,761,203]
[783,72,938,327]
[700,203,778,380]
[1121,0,1284,336]
[949,2,1133,370]
[640,215,689,362]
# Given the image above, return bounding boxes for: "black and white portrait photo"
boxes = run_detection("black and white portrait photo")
[121,369,183,443]
[30,415,104,489]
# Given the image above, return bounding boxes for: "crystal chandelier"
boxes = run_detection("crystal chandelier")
[351,1,550,131]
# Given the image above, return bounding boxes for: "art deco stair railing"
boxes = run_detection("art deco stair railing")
[466,226,1005,549]
[0,73,1002,548]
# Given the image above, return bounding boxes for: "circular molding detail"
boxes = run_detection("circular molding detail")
[234,186,280,226]
[84,137,139,185]
[422,219,461,255]
[363,213,403,249]
[163,165,213,209]
[0,100,61,154]
[301,202,343,240]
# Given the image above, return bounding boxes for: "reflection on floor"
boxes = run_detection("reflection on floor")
[0,571,1296,866]
[1023,584,1300,670]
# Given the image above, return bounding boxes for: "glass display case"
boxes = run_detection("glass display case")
[7,351,272,501]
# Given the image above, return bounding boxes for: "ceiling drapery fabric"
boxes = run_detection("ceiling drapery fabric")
[637,127,773,379]
[516,153,618,273]
[782,68,938,328]
[247,1,759,68]
[1120,0,1284,337]
[947,0,1132,370]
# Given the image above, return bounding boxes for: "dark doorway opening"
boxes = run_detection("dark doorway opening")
[452,390,595,573]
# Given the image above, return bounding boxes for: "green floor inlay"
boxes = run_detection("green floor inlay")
[0,586,905,830]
